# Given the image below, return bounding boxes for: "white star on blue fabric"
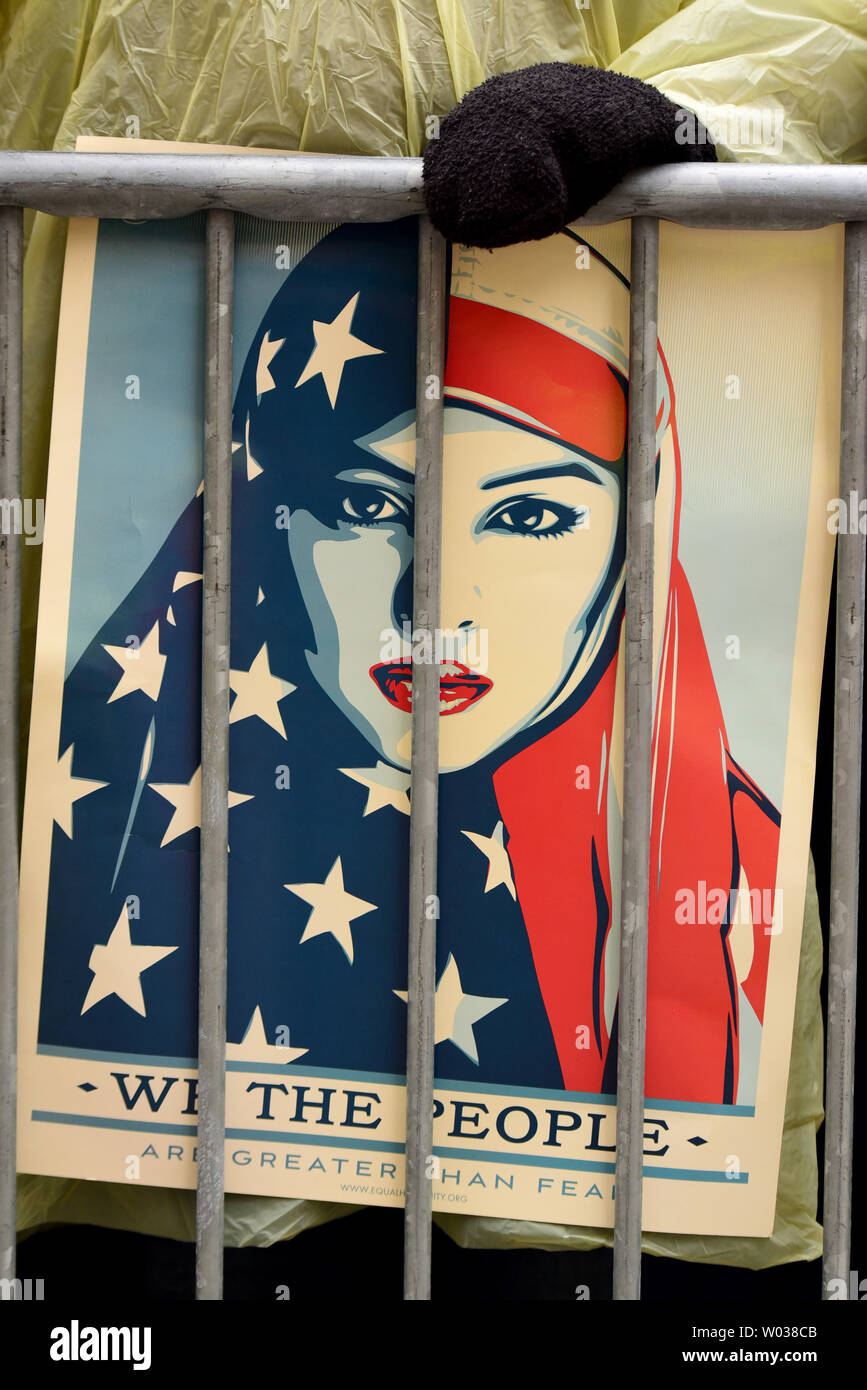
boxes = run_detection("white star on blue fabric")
[462,820,516,898]
[294,293,383,407]
[395,953,507,1064]
[285,857,377,964]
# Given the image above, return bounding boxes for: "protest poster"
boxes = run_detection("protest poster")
[17,138,841,1234]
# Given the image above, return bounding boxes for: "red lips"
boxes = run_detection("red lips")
[370,661,493,715]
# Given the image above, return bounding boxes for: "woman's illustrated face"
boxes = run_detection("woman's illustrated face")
[287,406,621,771]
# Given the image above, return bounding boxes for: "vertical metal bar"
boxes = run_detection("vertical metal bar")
[823,220,867,1299]
[196,209,234,1301]
[0,205,22,1289]
[403,215,446,1302]
[613,216,659,1302]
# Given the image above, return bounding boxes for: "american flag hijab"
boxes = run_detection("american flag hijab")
[42,219,779,1104]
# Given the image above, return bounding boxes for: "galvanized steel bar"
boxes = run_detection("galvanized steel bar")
[196,209,234,1301]
[0,155,866,229]
[403,215,446,1302]
[0,205,22,1289]
[577,164,867,231]
[0,153,423,222]
[612,217,659,1302]
[823,220,867,1299]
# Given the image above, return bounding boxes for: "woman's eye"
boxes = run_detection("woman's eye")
[483,498,585,538]
[339,488,408,526]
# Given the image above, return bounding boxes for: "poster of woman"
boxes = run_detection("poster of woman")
[17,139,841,1236]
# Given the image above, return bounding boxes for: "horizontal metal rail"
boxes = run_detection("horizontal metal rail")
[0,153,422,222]
[0,155,864,228]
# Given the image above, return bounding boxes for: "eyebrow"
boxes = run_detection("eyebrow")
[341,459,415,485]
[480,461,604,490]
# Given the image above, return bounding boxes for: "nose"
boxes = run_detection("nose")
[441,559,484,634]
[394,557,484,635]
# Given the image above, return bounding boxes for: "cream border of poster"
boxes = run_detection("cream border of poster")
[17,137,842,1236]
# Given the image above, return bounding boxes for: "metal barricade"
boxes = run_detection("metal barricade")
[0,155,864,1302]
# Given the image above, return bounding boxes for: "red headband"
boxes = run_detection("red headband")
[444,296,627,462]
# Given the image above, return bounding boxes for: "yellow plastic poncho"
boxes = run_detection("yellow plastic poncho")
[3,0,864,1268]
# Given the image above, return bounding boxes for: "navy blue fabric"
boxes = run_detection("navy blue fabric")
[39,220,578,1090]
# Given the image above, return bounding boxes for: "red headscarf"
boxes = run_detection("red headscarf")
[445,233,780,1104]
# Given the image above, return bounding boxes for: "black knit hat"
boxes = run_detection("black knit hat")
[423,62,717,248]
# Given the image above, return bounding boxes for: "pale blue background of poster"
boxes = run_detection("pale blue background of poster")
[70,215,203,674]
[68,213,335,678]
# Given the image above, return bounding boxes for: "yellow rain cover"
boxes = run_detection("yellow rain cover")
[5,0,865,1267]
